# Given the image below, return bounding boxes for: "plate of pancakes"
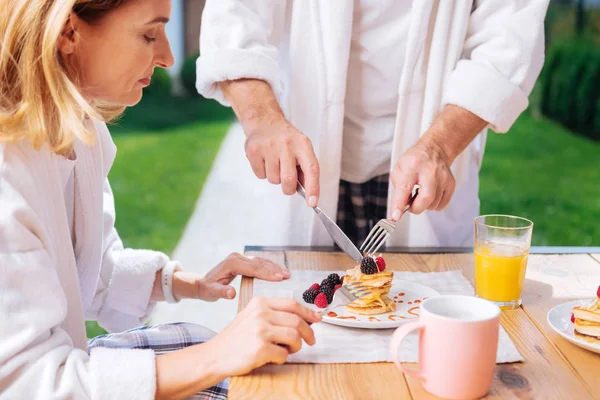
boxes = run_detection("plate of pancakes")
[298,256,440,329]
[547,289,600,355]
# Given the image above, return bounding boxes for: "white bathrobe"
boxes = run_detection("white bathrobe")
[0,121,166,399]
[196,0,548,247]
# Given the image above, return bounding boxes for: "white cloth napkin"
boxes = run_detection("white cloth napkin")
[253,270,523,364]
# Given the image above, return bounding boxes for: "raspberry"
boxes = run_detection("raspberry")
[314,292,328,308]
[597,285,600,298]
[361,257,378,275]
[375,256,386,272]
[309,283,320,292]
[302,289,318,304]
[571,313,575,323]
[334,284,342,292]
[326,273,342,287]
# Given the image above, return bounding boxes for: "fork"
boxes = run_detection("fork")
[359,186,419,256]
[321,282,372,315]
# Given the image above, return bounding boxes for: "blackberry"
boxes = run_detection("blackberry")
[325,273,342,287]
[320,285,334,303]
[321,278,333,289]
[361,257,379,275]
[302,289,318,304]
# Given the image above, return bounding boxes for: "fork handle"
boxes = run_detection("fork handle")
[321,296,344,316]
[402,186,419,214]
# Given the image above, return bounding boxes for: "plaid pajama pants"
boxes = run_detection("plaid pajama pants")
[87,322,229,400]
[337,174,390,247]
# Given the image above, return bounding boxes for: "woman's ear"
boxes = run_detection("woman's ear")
[57,12,80,56]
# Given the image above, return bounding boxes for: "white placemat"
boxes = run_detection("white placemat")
[253,270,523,364]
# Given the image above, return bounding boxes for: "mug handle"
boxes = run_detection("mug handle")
[389,321,426,381]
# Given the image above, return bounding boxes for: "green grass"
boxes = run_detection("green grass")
[109,96,234,253]
[480,113,600,246]
[85,96,233,338]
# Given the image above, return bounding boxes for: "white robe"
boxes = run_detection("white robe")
[0,121,166,399]
[196,0,548,247]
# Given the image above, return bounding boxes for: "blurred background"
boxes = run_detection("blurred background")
[87,0,600,337]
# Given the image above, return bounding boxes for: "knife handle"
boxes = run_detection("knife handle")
[296,181,307,199]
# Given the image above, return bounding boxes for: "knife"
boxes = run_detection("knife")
[296,181,364,262]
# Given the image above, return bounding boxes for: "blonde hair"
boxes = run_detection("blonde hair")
[0,0,126,155]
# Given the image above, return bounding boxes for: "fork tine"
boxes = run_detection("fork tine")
[360,225,379,252]
[350,288,372,297]
[346,289,371,299]
[343,283,372,297]
[361,226,384,253]
[361,219,397,253]
[345,282,364,288]
[345,283,366,291]
[363,228,387,254]
[345,284,366,292]
[368,232,391,255]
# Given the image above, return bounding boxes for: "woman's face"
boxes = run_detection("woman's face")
[60,0,174,106]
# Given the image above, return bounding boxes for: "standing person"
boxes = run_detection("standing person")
[196,1,549,247]
[0,1,320,398]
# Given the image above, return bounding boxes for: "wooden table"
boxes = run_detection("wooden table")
[232,247,600,400]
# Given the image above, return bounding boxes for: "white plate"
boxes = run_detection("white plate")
[296,279,440,329]
[547,300,600,355]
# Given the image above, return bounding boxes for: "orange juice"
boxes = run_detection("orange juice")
[474,243,529,304]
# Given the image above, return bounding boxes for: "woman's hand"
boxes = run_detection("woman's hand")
[171,253,290,302]
[155,297,321,399]
[209,297,322,377]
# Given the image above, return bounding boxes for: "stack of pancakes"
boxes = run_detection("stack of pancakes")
[573,296,600,342]
[342,263,395,315]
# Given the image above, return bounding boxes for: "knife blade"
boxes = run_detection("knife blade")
[296,182,363,262]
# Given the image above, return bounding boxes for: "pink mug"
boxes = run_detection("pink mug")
[389,295,501,399]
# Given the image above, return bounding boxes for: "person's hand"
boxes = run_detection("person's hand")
[220,79,320,206]
[244,115,320,207]
[389,137,456,220]
[172,253,290,302]
[208,298,322,377]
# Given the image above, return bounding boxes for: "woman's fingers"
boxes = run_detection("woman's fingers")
[266,325,304,354]
[268,311,316,346]
[266,298,322,324]
[229,255,289,281]
[263,343,289,365]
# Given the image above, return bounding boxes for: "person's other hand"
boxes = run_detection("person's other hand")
[389,137,455,220]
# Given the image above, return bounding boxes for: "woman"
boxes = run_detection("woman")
[0,0,321,399]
